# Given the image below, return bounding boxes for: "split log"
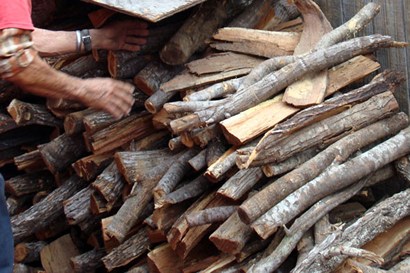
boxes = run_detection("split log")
[7,99,62,128]
[91,161,125,209]
[72,152,114,182]
[107,51,152,79]
[209,211,253,255]
[252,125,410,240]
[205,147,237,182]
[5,171,54,197]
[293,188,410,273]
[191,125,223,148]
[228,0,299,30]
[133,61,183,96]
[70,248,106,273]
[147,243,184,273]
[211,28,300,58]
[107,152,178,242]
[88,112,155,154]
[239,112,408,225]
[40,234,81,273]
[63,108,96,135]
[63,186,93,225]
[38,133,87,174]
[221,55,381,146]
[152,200,192,233]
[244,90,401,167]
[282,0,333,107]
[14,241,47,263]
[160,0,249,65]
[244,70,404,166]
[168,35,405,134]
[11,175,87,243]
[101,228,150,272]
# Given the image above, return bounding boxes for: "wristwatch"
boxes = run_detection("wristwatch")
[81,29,92,52]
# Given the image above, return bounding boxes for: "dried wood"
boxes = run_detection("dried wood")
[221,55,381,146]
[205,148,237,182]
[0,113,18,134]
[63,108,96,135]
[14,241,47,263]
[5,171,54,197]
[70,248,105,273]
[329,202,367,224]
[209,211,253,255]
[252,125,410,240]
[83,110,116,135]
[211,28,300,58]
[12,263,42,273]
[186,206,237,227]
[294,188,410,273]
[192,125,223,148]
[314,215,333,245]
[107,51,152,79]
[72,152,113,182]
[128,130,169,151]
[145,89,178,114]
[6,196,31,216]
[245,70,404,167]
[188,149,207,171]
[101,228,150,272]
[228,0,299,29]
[134,61,183,96]
[169,35,404,134]
[239,111,408,225]
[244,90,401,167]
[283,0,333,107]
[89,112,155,154]
[296,229,315,267]
[38,133,87,174]
[395,154,410,184]
[11,175,87,243]
[153,149,198,203]
[13,149,46,174]
[40,234,81,273]
[217,167,263,201]
[63,186,92,225]
[184,77,242,102]
[7,99,61,128]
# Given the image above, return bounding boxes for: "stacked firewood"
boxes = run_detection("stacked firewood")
[1,0,410,272]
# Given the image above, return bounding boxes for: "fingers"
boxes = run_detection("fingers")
[122,44,141,52]
[125,36,147,45]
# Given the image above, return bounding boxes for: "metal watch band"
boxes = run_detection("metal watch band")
[81,29,92,52]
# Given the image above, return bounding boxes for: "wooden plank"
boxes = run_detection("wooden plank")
[81,0,206,22]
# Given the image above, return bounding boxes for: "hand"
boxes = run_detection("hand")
[77,78,135,119]
[92,20,149,52]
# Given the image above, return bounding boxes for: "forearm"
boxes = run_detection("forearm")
[6,53,83,101]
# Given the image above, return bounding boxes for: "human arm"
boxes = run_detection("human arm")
[32,19,149,56]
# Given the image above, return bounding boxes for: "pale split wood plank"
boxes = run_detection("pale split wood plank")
[81,0,207,22]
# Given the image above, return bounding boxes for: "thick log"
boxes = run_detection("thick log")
[221,55,381,146]
[115,149,175,184]
[107,51,152,79]
[152,201,192,234]
[160,0,247,65]
[147,243,183,273]
[63,186,93,225]
[239,113,408,225]
[5,171,54,197]
[72,152,113,182]
[128,130,170,151]
[6,196,31,216]
[11,175,87,244]
[244,90,401,167]
[83,110,116,135]
[70,248,105,273]
[38,133,87,174]
[133,61,183,96]
[91,161,125,208]
[14,241,47,263]
[14,149,46,173]
[63,108,96,135]
[294,188,410,273]
[209,211,253,255]
[107,153,177,242]
[211,28,300,58]
[89,112,155,154]
[32,191,50,204]
[186,205,237,227]
[101,228,150,272]
[34,214,70,242]
[252,125,410,240]
[46,98,85,119]
[228,0,299,29]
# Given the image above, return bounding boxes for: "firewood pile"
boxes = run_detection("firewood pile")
[2,0,410,272]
